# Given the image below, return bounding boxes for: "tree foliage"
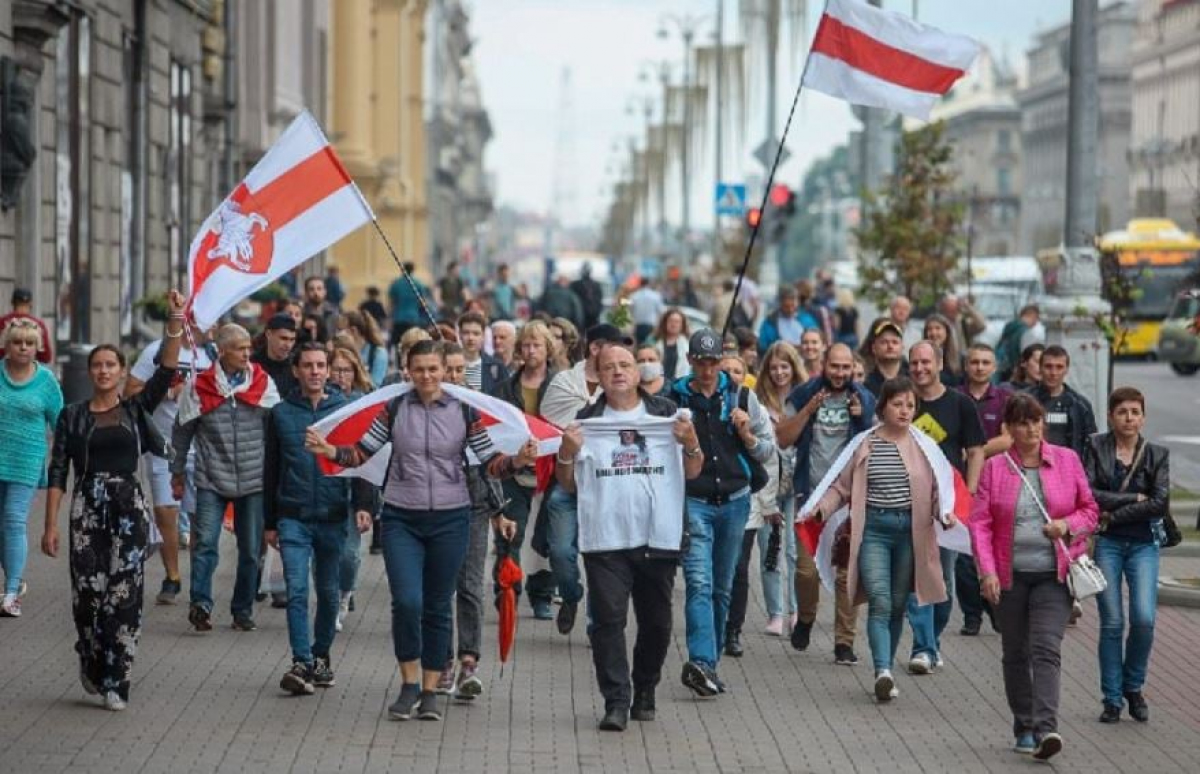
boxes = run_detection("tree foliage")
[853,122,965,310]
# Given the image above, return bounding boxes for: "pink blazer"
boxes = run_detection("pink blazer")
[969,442,1099,588]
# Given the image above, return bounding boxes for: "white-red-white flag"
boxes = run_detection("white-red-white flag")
[187,111,373,330]
[310,384,563,487]
[803,0,980,120]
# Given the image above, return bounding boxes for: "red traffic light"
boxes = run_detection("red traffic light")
[769,184,792,207]
[746,207,762,228]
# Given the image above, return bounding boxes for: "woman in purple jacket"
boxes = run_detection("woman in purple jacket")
[970,393,1098,762]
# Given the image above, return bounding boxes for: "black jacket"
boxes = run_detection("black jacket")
[576,391,687,559]
[493,364,558,415]
[1032,383,1098,457]
[48,366,173,490]
[1082,432,1170,539]
[478,352,510,395]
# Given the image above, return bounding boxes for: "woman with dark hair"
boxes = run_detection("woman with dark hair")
[971,392,1098,759]
[300,313,328,345]
[923,314,963,386]
[1083,387,1170,724]
[1004,343,1045,392]
[798,377,950,703]
[40,290,187,710]
[306,339,537,722]
[652,308,691,382]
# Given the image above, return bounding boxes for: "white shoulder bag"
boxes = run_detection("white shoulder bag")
[1006,457,1107,601]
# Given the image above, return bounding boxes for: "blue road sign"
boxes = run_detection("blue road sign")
[715,183,747,216]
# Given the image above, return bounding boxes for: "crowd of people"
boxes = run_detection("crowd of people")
[0,264,1180,762]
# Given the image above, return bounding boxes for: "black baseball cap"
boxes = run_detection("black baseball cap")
[688,328,724,360]
[266,312,297,332]
[11,288,32,305]
[586,323,633,346]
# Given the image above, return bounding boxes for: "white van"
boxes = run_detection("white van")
[959,256,1045,348]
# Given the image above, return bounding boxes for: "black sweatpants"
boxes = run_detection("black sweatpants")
[727,529,759,635]
[583,549,677,711]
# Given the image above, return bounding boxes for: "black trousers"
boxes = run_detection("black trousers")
[727,529,759,635]
[955,552,994,626]
[584,549,677,711]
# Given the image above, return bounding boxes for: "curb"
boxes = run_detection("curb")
[1165,542,1200,558]
[1159,577,1200,609]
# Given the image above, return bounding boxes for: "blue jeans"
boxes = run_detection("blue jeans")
[1095,536,1159,706]
[0,480,37,595]
[545,486,584,605]
[190,489,263,618]
[907,546,957,660]
[278,519,345,664]
[757,494,798,618]
[339,512,363,594]
[683,496,751,668]
[858,508,914,672]
[380,505,471,670]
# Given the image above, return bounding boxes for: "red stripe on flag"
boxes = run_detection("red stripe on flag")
[796,518,822,559]
[317,403,388,476]
[953,468,972,523]
[811,13,965,95]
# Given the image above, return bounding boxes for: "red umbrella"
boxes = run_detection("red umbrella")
[496,556,524,666]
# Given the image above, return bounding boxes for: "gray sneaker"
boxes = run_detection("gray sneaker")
[388,683,422,721]
[311,656,335,688]
[280,661,314,695]
[454,661,483,702]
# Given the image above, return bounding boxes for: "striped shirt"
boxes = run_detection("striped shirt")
[866,437,912,509]
[464,357,483,391]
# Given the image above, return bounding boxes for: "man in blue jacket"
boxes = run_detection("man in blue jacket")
[264,342,373,695]
[776,342,875,664]
[758,286,818,355]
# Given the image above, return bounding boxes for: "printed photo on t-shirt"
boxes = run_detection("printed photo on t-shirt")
[611,429,650,468]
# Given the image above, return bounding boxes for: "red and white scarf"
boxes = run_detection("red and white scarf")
[176,362,280,426]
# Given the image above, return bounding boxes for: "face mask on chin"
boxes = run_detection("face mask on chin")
[639,362,664,382]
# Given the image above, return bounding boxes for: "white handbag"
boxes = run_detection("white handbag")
[1007,457,1107,601]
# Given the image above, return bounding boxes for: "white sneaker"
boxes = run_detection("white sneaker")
[907,653,933,675]
[335,611,344,632]
[934,653,945,669]
[0,594,20,617]
[103,692,127,711]
[874,670,896,702]
[764,616,785,636]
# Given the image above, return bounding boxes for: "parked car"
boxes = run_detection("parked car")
[1158,289,1200,376]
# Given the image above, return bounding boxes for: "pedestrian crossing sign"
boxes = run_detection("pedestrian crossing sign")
[715,183,747,216]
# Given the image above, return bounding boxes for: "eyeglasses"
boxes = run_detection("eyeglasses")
[330,366,355,375]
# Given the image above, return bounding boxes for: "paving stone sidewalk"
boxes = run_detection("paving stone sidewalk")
[3,520,1200,773]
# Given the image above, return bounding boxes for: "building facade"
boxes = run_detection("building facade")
[1,0,230,349]
[929,47,1023,256]
[326,0,430,306]
[427,0,493,282]
[1017,2,1135,252]
[1130,0,1200,227]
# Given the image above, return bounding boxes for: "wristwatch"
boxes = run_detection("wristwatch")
[684,445,702,458]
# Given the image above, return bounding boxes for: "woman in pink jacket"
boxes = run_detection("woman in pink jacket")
[970,393,1099,762]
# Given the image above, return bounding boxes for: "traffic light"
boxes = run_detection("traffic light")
[769,184,791,207]
[746,206,762,229]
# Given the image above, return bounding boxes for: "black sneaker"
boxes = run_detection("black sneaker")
[724,630,744,658]
[1124,691,1149,722]
[188,604,212,632]
[790,619,812,652]
[1099,703,1121,723]
[156,578,182,606]
[388,683,422,721]
[706,667,726,694]
[599,706,628,731]
[681,661,718,698]
[417,690,442,721]
[1032,732,1063,761]
[347,592,356,612]
[631,689,656,721]
[311,656,335,687]
[231,615,257,632]
[271,592,288,609]
[280,661,314,695]
[834,644,859,666]
[959,618,981,636]
[556,600,578,635]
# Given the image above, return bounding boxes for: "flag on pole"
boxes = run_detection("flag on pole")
[803,0,980,120]
[187,110,373,330]
[309,383,563,486]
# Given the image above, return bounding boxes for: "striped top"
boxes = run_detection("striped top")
[464,357,483,391]
[866,436,912,509]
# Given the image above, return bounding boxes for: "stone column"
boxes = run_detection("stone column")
[330,0,373,174]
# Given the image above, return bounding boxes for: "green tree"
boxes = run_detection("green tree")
[853,122,964,310]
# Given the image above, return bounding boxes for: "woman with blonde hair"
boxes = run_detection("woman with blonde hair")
[342,310,388,387]
[330,347,375,395]
[923,314,963,386]
[549,317,580,370]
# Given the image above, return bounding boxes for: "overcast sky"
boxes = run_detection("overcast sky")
[472,0,1077,228]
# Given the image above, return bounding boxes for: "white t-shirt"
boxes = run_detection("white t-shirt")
[575,405,685,553]
[130,340,214,434]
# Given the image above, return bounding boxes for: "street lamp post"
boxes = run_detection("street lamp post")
[660,12,709,272]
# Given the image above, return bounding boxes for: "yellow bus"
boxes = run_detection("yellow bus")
[1097,219,1200,357]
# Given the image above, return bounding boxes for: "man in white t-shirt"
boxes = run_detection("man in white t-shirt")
[126,332,214,604]
[555,344,702,732]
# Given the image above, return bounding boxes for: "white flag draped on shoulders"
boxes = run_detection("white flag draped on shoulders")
[803,0,981,120]
[575,415,686,554]
[187,110,374,330]
[309,383,563,487]
[794,425,973,592]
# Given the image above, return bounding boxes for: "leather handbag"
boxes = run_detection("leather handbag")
[1007,457,1107,601]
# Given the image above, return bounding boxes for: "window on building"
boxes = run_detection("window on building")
[997,167,1012,196]
[998,129,1011,153]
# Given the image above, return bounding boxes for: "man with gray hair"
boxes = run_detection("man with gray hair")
[490,320,517,370]
[172,323,281,633]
